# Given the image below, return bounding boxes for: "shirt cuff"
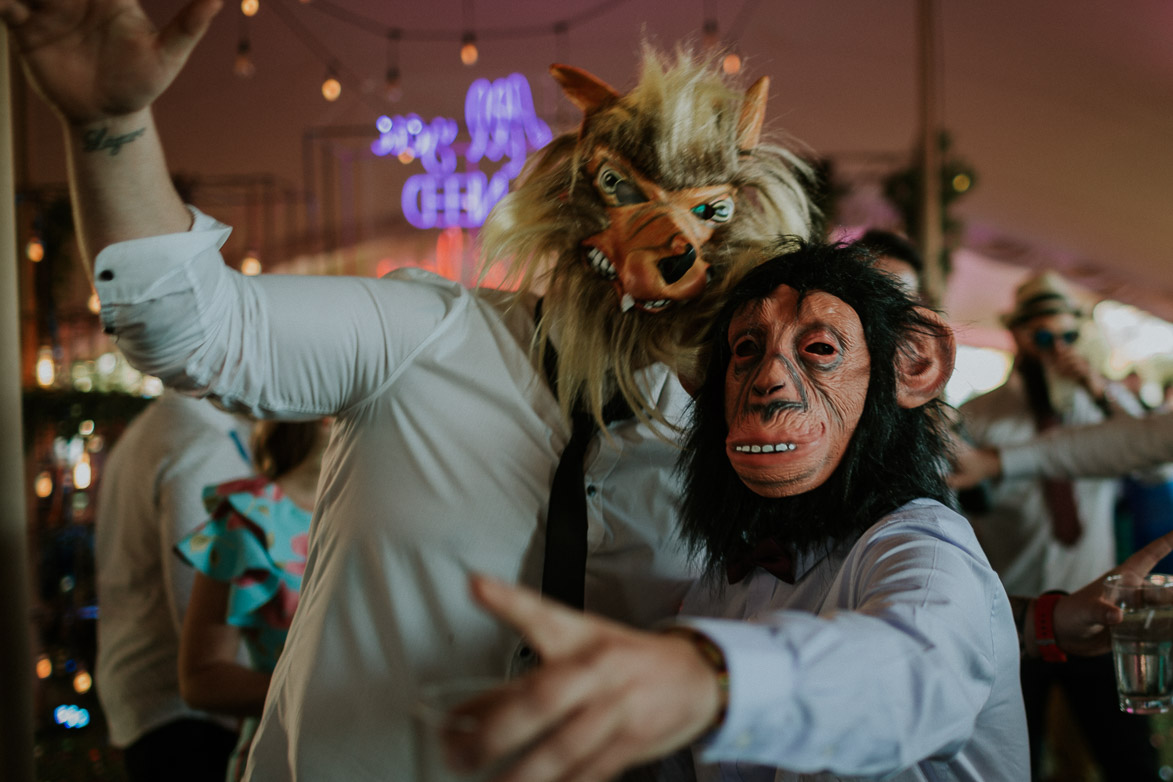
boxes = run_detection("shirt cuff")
[675,616,803,763]
[93,206,232,334]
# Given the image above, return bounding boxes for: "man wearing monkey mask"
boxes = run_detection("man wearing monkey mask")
[446,242,1029,781]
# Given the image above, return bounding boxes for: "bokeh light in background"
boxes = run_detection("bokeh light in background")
[945,345,1013,408]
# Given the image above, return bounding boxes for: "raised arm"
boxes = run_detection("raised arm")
[2,0,223,257]
[949,411,1173,488]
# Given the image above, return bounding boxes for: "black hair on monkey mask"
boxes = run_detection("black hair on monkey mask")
[679,240,956,581]
[479,46,818,427]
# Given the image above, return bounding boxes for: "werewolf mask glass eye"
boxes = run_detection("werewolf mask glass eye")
[581,152,736,313]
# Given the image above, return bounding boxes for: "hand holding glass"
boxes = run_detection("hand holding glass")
[1104,573,1173,714]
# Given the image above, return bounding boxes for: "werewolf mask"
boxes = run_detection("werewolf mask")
[479,47,818,427]
[679,241,956,580]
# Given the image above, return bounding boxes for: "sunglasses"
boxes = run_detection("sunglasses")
[1033,329,1079,350]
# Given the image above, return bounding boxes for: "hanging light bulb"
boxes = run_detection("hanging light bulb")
[460,32,478,66]
[384,66,402,102]
[234,37,255,78]
[241,251,262,276]
[322,68,342,101]
[241,0,259,16]
[27,237,45,262]
[35,346,56,388]
[702,19,719,52]
[722,50,742,75]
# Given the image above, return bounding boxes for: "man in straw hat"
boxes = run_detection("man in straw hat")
[960,269,1148,778]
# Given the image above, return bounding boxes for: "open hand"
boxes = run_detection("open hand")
[1,0,222,124]
[443,575,722,782]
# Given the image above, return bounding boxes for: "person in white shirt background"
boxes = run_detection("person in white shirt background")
[95,392,252,782]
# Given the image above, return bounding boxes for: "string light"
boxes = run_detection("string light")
[239,1,668,115]
[87,291,101,314]
[27,237,44,262]
[460,32,478,66]
[36,654,52,679]
[241,0,259,17]
[322,66,342,101]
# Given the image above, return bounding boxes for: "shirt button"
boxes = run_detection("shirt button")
[735,732,753,749]
[98,269,114,281]
[586,485,597,497]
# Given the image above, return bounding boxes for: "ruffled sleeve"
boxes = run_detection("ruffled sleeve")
[175,477,303,630]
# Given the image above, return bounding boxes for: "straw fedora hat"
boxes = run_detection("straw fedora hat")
[1001,270,1085,328]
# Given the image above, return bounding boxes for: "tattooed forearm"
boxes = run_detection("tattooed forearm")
[83,126,146,156]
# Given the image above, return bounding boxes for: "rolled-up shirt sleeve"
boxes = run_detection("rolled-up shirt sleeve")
[94,208,460,418]
[679,517,1002,777]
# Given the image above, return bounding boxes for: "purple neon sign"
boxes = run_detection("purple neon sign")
[372,73,553,229]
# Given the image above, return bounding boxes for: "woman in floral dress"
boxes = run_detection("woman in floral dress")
[176,419,328,781]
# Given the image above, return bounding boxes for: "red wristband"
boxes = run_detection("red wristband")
[1034,591,1068,663]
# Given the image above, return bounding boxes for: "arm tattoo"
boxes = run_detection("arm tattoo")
[83,126,146,157]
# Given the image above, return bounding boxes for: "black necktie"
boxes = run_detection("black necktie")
[537,301,631,609]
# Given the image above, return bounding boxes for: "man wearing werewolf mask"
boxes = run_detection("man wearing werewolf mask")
[447,243,1028,781]
[2,0,816,774]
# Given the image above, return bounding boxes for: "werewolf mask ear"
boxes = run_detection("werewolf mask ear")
[550,64,621,114]
[737,76,769,151]
[894,308,955,409]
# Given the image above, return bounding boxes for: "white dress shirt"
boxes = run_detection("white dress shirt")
[95,391,253,746]
[93,209,698,780]
[680,499,1029,781]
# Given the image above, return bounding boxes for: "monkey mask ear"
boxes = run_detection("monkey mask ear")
[894,308,955,409]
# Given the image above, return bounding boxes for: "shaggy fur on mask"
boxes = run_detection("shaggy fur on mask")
[479,46,818,427]
[678,240,954,583]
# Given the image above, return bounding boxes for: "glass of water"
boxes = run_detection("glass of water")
[1104,573,1173,714]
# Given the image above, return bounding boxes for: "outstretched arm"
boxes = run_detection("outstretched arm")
[950,411,1173,488]
[2,0,223,257]
[440,575,722,782]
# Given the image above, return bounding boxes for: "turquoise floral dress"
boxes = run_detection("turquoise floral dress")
[175,476,311,781]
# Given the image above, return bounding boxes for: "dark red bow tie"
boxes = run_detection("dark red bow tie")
[726,538,796,585]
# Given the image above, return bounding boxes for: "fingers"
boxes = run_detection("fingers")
[157,0,222,65]
[469,574,601,658]
[1121,530,1173,578]
[446,660,604,777]
[493,700,627,782]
